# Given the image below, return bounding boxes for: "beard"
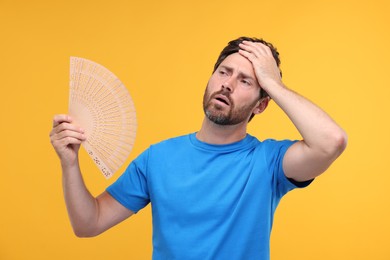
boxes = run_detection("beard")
[202,87,259,126]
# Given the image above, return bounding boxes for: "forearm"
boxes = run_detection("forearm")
[61,160,100,237]
[238,40,347,154]
[51,115,131,236]
[238,41,347,180]
[268,81,347,157]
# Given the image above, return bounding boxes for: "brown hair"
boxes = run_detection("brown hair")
[213,36,282,99]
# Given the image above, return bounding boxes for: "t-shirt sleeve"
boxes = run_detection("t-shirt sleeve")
[106,149,150,213]
[264,139,313,199]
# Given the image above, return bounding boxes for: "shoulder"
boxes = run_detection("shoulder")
[246,135,295,150]
[260,138,296,149]
[146,133,193,156]
[250,137,297,162]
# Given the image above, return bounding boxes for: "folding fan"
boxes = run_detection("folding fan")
[69,57,137,179]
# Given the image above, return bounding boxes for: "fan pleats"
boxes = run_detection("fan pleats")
[69,57,137,178]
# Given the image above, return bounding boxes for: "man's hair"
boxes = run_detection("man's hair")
[213,36,282,99]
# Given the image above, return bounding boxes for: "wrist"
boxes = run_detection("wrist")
[61,157,80,173]
[260,79,285,96]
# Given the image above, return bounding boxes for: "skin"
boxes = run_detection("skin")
[50,41,347,237]
[237,41,347,181]
[50,116,133,237]
[202,57,266,126]
[197,52,269,144]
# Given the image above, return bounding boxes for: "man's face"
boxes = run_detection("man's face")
[203,53,262,125]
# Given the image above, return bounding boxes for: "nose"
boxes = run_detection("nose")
[222,77,235,92]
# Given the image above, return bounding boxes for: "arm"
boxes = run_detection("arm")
[50,115,133,237]
[239,41,347,182]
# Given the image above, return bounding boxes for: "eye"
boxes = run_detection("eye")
[219,70,227,76]
[241,79,251,86]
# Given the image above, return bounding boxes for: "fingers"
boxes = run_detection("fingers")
[238,42,274,64]
[53,127,86,142]
[50,115,86,164]
[239,41,272,57]
[53,114,72,128]
[237,41,282,89]
[50,114,86,144]
[238,48,256,63]
[52,136,84,152]
[51,114,84,135]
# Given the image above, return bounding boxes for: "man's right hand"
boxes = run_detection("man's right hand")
[50,114,86,167]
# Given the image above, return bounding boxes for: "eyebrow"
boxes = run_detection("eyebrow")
[219,65,256,81]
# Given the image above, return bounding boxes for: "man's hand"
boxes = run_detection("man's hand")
[50,114,86,167]
[238,40,283,92]
[239,40,347,182]
[50,114,133,237]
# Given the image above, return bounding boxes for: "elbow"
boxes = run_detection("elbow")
[335,129,348,153]
[326,128,348,159]
[73,226,101,238]
[73,230,94,238]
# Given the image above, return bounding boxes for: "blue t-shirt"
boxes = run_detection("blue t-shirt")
[107,133,311,259]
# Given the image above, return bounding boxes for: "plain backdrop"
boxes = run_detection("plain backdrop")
[1,0,389,259]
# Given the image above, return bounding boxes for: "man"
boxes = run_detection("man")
[50,37,347,259]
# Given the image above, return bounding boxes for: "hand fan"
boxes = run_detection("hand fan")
[69,57,137,179]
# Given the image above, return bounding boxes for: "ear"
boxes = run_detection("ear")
[253,97,270,115]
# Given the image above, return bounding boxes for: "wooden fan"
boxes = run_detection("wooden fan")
[69,57,137,179]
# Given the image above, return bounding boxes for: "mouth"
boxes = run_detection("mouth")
[213,94,230,106]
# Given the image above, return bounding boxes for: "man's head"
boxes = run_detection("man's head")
[213,36,281,99]
[203,37,281,125]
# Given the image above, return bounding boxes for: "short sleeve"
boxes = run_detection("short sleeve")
[106,149,150,213]
[264,139,313,199]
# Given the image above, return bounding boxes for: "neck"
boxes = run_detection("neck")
[196,117,248,145]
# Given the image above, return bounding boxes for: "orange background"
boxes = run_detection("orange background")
[1,0,389,259]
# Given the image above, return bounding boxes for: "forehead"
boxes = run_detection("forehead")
[219,53,256,77]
